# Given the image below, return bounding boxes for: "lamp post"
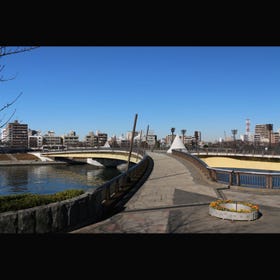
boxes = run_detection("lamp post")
[171,127,175,145]
[231,129,237,150]
[181,129,186,145]
[268,124,273,149]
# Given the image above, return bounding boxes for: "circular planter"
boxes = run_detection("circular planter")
[209,200,259,221]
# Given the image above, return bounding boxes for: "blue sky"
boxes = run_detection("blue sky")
[1,46,280,142]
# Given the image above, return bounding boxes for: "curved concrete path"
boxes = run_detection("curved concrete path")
[70,152,280,233]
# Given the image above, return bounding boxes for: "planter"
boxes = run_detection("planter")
[209,199,259,221]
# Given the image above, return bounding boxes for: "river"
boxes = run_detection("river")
[0,164,122,196]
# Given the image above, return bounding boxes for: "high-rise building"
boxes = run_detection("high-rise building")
[3,120,28,149]
[255,124,273,142]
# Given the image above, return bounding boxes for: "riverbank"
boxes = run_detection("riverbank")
[0,152,66,166]
[0,160,67,166]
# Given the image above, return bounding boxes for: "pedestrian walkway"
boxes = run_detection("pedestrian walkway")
[70,151,280,233]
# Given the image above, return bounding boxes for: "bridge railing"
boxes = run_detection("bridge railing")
[171,149,280,190]
[97,152,152,206]
[188,147,280,156]
[55,146,146,155]
[210,168,280,189]
[191,151,280,159]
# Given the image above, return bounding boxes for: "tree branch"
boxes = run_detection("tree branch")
[0,47,38,81]
[0,109,16,128]
[0,71,17,82]
[0,92,23,112]
[0,46,37,132]
[0,46,39,57]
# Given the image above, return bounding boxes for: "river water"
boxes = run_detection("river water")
[0,164,122,196]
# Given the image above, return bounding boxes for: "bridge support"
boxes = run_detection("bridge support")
[87,158,104,167]
[87,158,127,168]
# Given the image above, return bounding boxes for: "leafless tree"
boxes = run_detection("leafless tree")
[0,46,38,129]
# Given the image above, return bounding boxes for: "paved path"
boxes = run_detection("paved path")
[70,152,280,233]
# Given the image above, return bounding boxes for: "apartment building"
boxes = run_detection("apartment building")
[3,120,28,149]
[62,131,79,147]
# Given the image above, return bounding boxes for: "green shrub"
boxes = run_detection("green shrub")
[0,189,85,213]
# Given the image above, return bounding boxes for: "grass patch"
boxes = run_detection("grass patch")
[0,154,11,161]
[12,153,40,160]
[0,189,85,213]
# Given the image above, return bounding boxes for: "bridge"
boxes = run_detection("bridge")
[41,148,144,167]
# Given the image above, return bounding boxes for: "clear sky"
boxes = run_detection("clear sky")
[1,46,280,142]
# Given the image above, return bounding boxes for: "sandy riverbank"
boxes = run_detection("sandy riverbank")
[201,156,280,171]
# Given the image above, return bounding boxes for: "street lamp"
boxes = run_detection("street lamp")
[171,127,175,145]
[181,129,186,145]
[231,129,237,149]
[268,124,273,149]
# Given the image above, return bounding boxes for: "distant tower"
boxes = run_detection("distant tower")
[246,118,250,136]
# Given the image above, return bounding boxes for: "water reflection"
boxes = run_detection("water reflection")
[87,169,103,181]
[5,167,29,187]
[0,164,121,196]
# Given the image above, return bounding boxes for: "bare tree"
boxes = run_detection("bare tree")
[0,46,38,129]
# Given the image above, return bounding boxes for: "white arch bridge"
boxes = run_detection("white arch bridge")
[41,149,144,167]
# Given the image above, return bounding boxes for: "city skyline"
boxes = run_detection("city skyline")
[1,46,280,142]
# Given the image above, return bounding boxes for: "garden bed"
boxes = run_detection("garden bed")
[209,199,260,221]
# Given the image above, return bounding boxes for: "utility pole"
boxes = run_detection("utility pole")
[126,113,138,171]
[136,129,142,161]
[145,124,149,150]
